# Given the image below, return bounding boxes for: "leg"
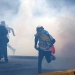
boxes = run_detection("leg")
[38,49,44,74]
[0,43,3,60]
[4,46,8,62]
[7,44,16,54]
[50,54,56,60]
[2,42,8,62]
[45,51,52,63]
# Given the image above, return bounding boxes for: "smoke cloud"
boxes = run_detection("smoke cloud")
[0,0,75,57]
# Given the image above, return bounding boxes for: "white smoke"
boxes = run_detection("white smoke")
[10,0,57,56]
[0,0,75,57]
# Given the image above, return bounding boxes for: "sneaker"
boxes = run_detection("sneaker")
[5,59,8,63]
[51,54,56,60]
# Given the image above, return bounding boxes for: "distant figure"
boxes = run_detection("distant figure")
[34,26,56,74]
[0,21,9,62]
[0,21,16,55]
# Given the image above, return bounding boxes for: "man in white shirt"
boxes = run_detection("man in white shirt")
[1,21,16,55]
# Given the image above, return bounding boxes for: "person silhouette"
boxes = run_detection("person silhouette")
[34,26,56,74]
[1,21,16,55]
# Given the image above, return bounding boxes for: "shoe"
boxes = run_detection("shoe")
[5,59,8,63]
[51,54,56,60]
[53,55,56,60]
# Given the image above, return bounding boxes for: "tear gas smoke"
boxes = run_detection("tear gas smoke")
[0,0,75,57]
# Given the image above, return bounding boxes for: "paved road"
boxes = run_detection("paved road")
[0,56,75,75]
[0,58,53,75]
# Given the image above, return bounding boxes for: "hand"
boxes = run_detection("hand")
[34,45,38,50]
[34,45,37,50]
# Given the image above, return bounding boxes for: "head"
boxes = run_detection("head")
[36,26,44,35]
[1,21,6,26]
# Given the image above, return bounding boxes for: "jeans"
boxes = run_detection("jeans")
[38,48,52,74]
[0,40,8,61]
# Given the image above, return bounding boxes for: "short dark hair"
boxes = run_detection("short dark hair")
[1,21,5,25]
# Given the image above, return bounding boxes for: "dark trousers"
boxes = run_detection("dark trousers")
[0,40,8,60]
[38,48,52,74]
[3,44,8,60]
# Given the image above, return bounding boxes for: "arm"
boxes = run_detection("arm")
[34,34,39,49]
[48,34,56,47]
[49,38,56,47]
[8,27,15,36]
[44,30,56,47]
